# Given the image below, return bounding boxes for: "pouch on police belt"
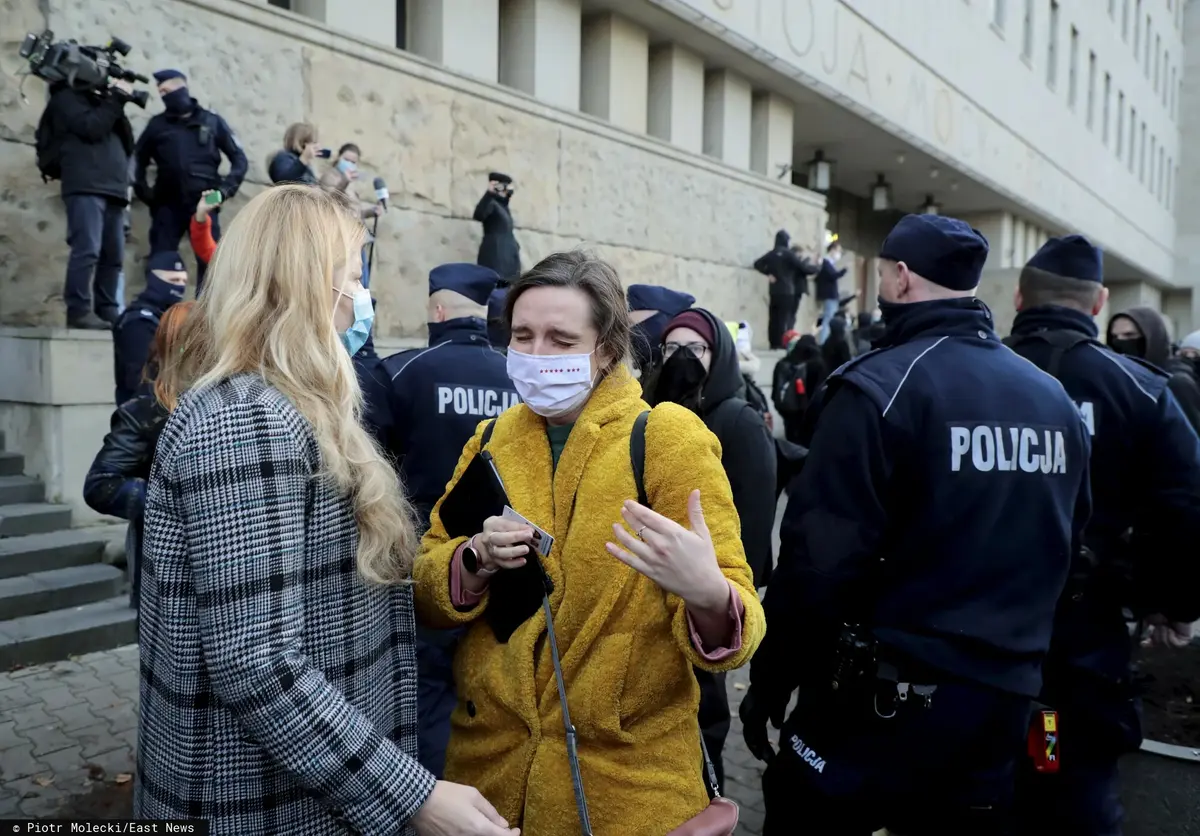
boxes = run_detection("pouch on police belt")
[437,427,554,644]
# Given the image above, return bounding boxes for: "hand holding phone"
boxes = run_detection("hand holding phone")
[316,148,333,159]
[204,190,223,206]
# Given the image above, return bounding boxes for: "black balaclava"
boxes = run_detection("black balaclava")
[1108,333,1145,358]
[162,87,192,114]
[652,348,707,411]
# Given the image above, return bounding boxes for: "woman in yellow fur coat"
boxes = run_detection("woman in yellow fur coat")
[414,251,766,836]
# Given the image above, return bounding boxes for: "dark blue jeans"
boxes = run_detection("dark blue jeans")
[64,195,124,318]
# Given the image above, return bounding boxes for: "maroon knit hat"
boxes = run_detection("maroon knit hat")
[663,310,716,349]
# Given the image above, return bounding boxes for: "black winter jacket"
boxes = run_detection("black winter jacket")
[84,394,169,524]
[753,230,816,300]
[645,308,778,587]
[45,85,134,202]
[473,192,521,279]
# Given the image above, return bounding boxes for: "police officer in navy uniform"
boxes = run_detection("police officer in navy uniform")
[627,283,695,373]
[1005,236,1200,836]
[133,69,247,292]
[112,251,188,405]
[486,284,509,351]
[740,214,1093,836]
[381,262,516,778]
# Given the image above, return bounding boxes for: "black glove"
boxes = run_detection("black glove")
[739,685,788,763]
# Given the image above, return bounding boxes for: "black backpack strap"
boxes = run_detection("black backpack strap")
[630,410,650,507]
[1006,331,1093,382]
[481,417,498,449]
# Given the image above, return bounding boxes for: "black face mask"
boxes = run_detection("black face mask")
[653,349,707,410]
[1109,336,1145,358]
[142,274,185,307]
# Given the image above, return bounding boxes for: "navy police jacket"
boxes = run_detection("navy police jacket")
[755,298,1092,699]
[381,318,516,526]
[1007,305,1200,681]
[112,285,181,405]
[133,101,247,205]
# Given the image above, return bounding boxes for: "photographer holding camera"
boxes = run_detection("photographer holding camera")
[40,76,137,329]
[133,69,247,293]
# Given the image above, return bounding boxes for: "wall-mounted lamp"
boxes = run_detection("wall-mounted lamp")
[921,194,941,215]
[806,150,834,192]
[871,174,893,212]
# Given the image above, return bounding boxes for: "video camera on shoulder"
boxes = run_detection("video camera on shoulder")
[19,30,150,108]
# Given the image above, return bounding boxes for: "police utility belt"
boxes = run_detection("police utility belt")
[831,624,938,719]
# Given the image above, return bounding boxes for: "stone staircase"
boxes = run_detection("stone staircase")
[0,432,135,670]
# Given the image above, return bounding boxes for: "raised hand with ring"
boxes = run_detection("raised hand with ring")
[605,489,729,612]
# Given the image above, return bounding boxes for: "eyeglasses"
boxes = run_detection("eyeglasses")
[663,342,708,359]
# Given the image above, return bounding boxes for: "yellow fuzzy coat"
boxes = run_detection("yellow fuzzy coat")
[414,369,766,835]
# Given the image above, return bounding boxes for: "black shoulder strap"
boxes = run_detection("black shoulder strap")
[630,410,650,507]
[1006,330,1093,382]
[481,417,498,449]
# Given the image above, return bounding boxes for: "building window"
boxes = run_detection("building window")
[1122,0,1130,40]
[1068,27,1079,107]
[1134,0,1142,54]
[1170,65,1177,114]
[1086,51,1097,128]
[1102,73,1112,144]
[1022,0,1035,59]
[1156,145,1166,200]
[1144,16,1151,74]
[1155,37,1162,93]
[1150,135,1157,191]
[1047,1,1059,87]
[1128,106,1137,170]
[991,0,1006,30]
[1168,156,1174,209]
[1117,91,1125,156]
[1139,121,1147,182]
[1108,0,1116,17]
[267,0,289,7]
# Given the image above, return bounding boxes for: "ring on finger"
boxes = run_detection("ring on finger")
[637,526,647,540]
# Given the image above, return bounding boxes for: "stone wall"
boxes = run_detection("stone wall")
[0,0,826,342]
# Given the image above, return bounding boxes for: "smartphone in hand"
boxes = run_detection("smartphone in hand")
[204,191,223,206]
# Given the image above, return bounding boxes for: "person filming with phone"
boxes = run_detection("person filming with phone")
[133,69,246,292]
[414,250,765,835]
[269,122,324,186]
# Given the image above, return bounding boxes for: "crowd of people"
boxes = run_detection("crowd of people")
[46,59,1200,836]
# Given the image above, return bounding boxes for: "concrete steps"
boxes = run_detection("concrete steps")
[0,597,137,671]
[0,432,133,670]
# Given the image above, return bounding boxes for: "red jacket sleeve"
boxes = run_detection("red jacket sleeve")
[189,217,217,264]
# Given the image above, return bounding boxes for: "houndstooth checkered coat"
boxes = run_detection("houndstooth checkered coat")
[134,374,435,834]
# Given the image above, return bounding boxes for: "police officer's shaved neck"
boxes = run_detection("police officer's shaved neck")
[878,259,976,305]
[428,289,486,324]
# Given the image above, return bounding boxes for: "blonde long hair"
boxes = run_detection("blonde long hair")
[180,185,418,583]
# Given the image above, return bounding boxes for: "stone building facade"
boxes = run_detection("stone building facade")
[0,0,826,340]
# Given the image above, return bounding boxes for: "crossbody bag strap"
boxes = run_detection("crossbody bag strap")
[544,593,593,834]
[630,408,724,800]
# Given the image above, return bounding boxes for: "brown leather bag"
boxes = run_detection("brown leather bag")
[664,734,740,835]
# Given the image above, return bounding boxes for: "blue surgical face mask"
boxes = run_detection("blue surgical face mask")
[338,287,374,357]
[336,157,357,175]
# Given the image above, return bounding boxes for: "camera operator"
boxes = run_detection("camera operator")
[43,76,137,329]
[133,69,247,293]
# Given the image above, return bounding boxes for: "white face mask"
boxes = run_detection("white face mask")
[507,348,596,419]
